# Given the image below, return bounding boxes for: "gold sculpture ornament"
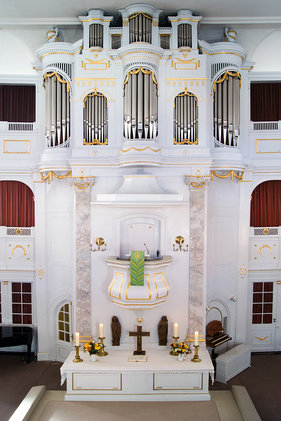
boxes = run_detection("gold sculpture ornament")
[91,237,107,252]
[173,236,188,252]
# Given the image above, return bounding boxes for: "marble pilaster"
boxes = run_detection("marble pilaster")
[74,183,92,336]
[187,180,208,338]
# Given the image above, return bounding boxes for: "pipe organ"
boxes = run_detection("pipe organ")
[89,24,103,48]
[213,71,241,147]
[123,67,158,140]
[174,89,198,144]
[43,72,70,148]
[83,89,108,145]
[129,12,152,43]
[178,24,192,48]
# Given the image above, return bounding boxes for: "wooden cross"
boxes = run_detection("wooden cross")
[129,325,150,355]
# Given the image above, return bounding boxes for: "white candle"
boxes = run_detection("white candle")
[75,332,79,347]
[174,323,178,337]
[194,331,199,346]
[99,323,104,338]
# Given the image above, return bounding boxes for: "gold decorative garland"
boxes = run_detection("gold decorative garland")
[129,12,152,20]
[213,71,241,92]
[211,170,244,181]
[83,87,108,108]
[40,170,72,182]
[43,71,70,92]
[123,67,158,89]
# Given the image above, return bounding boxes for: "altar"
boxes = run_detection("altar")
[61,348,214,401]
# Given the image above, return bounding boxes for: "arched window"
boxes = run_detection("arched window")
[178,24,192,48]
[174,88,198,144]
[123,67,158,140]
[213,71,241,147]
[83,89,108,145]
[129,12,152,43]
[0,181,34,227]
[43,71,70,148]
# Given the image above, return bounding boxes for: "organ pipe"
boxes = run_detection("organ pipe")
[123,67,158,140]
[213,71,241,147]
[89,24,103,48]
[83,89,108,145]
[129,12,152,43]
[174,89,198,144]
[43,71,70,148]
[178,24,192,48]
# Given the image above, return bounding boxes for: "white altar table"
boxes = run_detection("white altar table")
[61,348,214,401]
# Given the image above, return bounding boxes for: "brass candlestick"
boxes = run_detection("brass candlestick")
[97,337,108,356]
[191,345,201,363]
[170,336,180,355]
[73,345,83,363]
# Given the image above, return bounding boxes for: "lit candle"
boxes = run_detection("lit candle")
[75,332,80,347]
[194,331,199,346]
[99,323,104,338]
[174,323,178,337]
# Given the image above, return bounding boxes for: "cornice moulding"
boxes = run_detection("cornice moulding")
[1,16,281,27]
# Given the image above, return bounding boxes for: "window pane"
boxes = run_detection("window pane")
[13,315,21,323]
[23,304,32,314]
[263,314,272,324]
[12,304,21,313]
[23,315,32,324]
[253,293,262,303]
[253,282,263,292]
[12,293,21,303]
[22,283,31,293]
[253,303,262,313]
[252,314,262,324]
[12,283,21,292]
[264,293,273,303]
[263,303,273,313]
[23,294,31,303]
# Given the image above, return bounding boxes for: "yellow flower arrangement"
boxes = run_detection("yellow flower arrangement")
[83,340,103,355]
[170,341,191,355]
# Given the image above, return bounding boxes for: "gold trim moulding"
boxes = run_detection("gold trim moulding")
[72,373,122,391]
[169,17,200,23]
[112,300,166,307]
[200,50,245,61]
[120,146,160,153]
[256,139,281,154]
[3,140,31,154]
[153,373,203,391]
[40,50,81,60]
[80,17,112,22]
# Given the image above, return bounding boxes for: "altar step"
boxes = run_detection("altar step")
[10,386,261,421]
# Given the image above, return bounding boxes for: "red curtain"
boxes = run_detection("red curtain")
[250,181,281,227]
[250,82,281,122]
[0,84,35,122]
[0,181,34,227]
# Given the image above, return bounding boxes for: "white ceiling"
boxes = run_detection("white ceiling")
[1,0,281,24]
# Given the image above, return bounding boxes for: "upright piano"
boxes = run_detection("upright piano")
[0,326,33,362]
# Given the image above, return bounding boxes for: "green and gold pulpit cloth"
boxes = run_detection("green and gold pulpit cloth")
[130,251,145,286]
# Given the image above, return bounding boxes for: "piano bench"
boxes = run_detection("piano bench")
[215,344,251,383]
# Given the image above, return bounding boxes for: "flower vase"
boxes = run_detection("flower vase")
[90,354,97,362]
[178,353,184,361]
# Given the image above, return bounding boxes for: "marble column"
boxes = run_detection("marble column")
[74,180,93,336]
[186,178,208,339]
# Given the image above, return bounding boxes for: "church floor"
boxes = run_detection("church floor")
[1,352,280,421]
